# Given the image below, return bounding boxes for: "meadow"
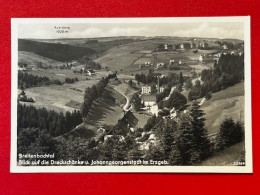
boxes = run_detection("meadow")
[201,82,244,134]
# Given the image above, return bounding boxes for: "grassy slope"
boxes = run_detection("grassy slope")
[19,51,64,67]
[201,82,244,134]
[84,85,126,127]
[20,79,98,113]
[200,142,245,166]
[63,85,127,139]
[94,38,191,71]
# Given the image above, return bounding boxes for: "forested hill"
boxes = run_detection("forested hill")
[18,39,96,62]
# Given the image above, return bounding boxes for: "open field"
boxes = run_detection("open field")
[94,44,142,71]
[94,38,190,71]
[19,51,64,67]
[201,82,244,134]
[189,63,213,73]
[200,141,245,166]
[25,69,110,82]
[19,79,99,113]
[133,57,153,65]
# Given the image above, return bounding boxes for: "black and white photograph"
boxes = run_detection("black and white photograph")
[11,17,252,173]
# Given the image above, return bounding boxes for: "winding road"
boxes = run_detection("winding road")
[114,87,135,111]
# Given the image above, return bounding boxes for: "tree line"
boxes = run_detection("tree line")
[18,104,82,137]
[80,73,117,117]
[18,72,62,89]
[188,54,244,101]
[18,39,96,62]
[65,77,79,84]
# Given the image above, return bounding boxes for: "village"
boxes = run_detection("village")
[17,35,245,165]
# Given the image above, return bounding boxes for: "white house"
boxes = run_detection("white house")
[144,61,151,67]
[222,44,228,50]
[156,62,164,69]
[159,85,167,93]
[141,85,152,94]
[86,69,95,76]
[169,59,175,65]
[141,95,157,107]
[199,55,203,62]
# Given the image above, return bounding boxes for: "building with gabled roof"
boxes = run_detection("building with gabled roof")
[117,110,138,135]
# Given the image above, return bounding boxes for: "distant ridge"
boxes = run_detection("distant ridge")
[18,39,96,62]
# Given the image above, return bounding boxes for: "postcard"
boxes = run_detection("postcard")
[11,17,252,172]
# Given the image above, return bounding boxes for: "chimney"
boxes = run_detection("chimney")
[157,76,160,94]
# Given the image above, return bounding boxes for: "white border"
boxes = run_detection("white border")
[11,17,252,173]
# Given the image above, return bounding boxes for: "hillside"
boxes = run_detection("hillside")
[200,142,245,166]
[18,51,64,67]
[18,39,96,62]
[201,82,244,134]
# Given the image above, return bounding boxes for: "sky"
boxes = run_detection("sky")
[18,22,244,40]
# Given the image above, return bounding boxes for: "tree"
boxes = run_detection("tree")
[168,144,183,165]
[190,101,211,160]
[177,115,197,165]
[145,145,165,162]
[128,79,133,86]
[144,115,157,131]
[179,72,184,86]
[128,143,143,161]
[216,118,244,151]
[184,79,193,90]
[165,91,187,110]
[161,119,177,159]
[131,93,143,111]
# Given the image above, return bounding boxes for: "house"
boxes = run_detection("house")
[159,84,167,93]
[141,95,157,107]
[144,61,151,67]
[117,110,138,135]
[222,44,228,50]
[142,85,152,94]
[199,54,213,63]
[86,69,95,76]
[156,62,165,69]
[199,42,209,48]
[199,55,203,62]
[18,67,26,71]
[169,59,175,65]
[179,43,190,49]
[179,60,182,65]
[18,90,26,99]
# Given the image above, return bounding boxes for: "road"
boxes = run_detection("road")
[114,87,136,111]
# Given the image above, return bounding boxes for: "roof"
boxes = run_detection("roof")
[160,84,168,88]
[88,69,95,73]
[117,110,138,135]
[142,95,156,102]
[121,110,138,127]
